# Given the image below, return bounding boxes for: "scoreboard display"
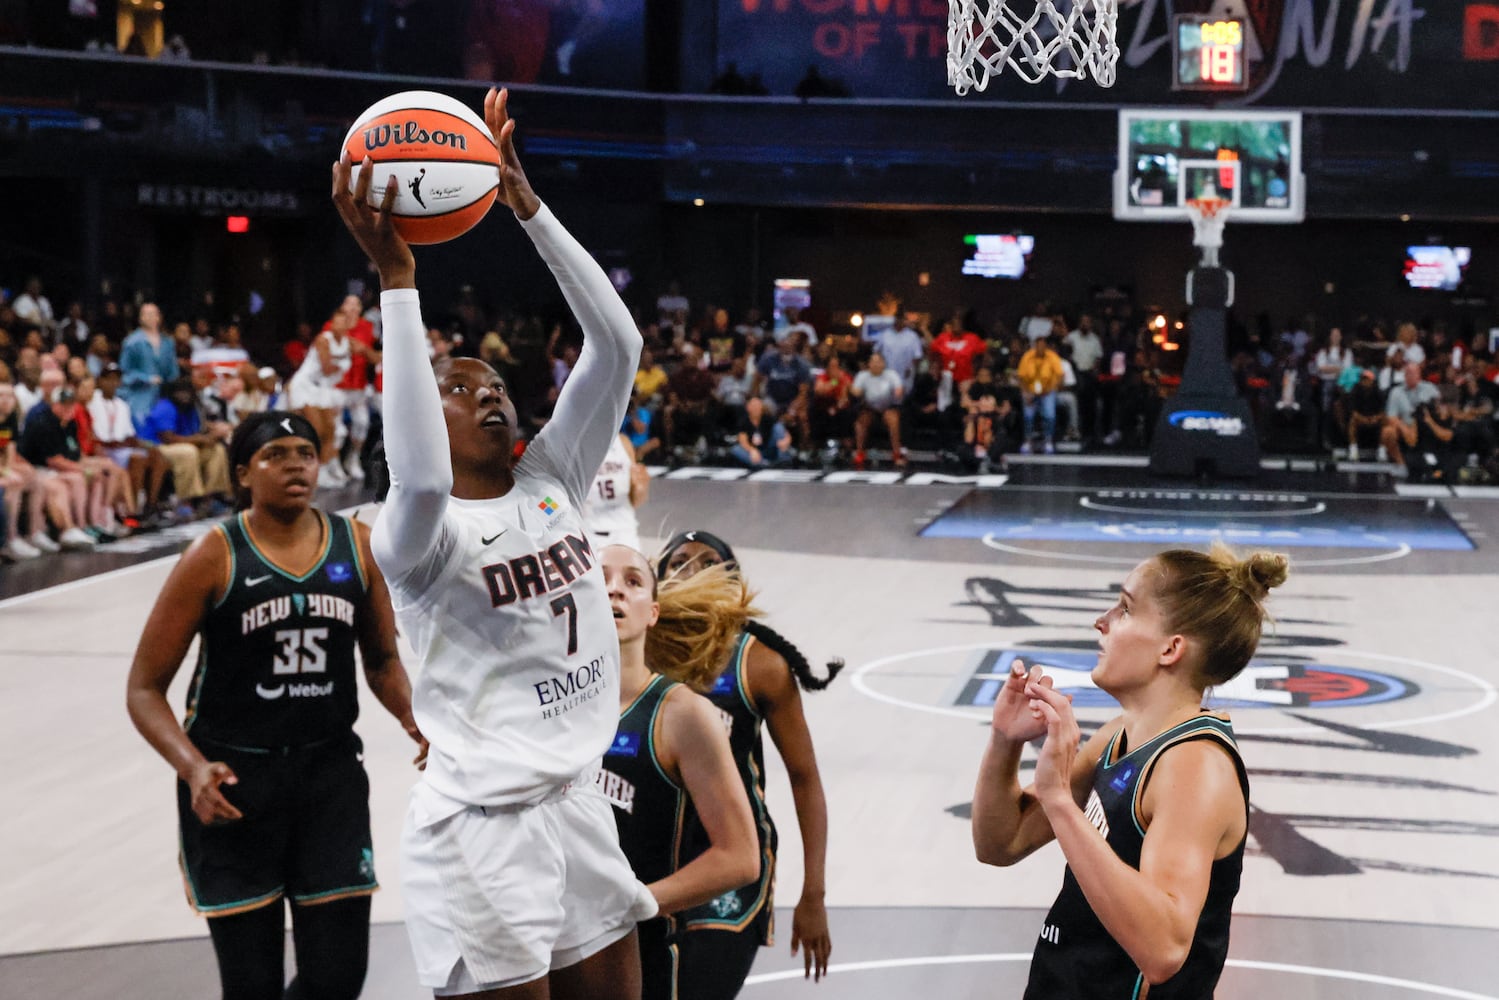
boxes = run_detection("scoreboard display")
[1173,15,1248,91]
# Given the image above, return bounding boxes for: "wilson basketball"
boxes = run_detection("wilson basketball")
[342,91,500,245]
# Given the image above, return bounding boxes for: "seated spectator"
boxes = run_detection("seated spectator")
[964,392,1023,474]
[138,377,232,518]
[1386,322,1426,368]
[12,277,58,343]
[89,364,172,526]
[714,353,755,442]
[622,389,662,465]
[1015,337,1065,454]
[664,343,717,462]
[731,396,792,469]
[0,380,52,560]
[776,307,818,349]
[634,347,669,406]
[84,334,114,379]
[699,308,735,374]
[1345,368,1385,459]
[1381,362,1439,465]
[1452,371,1498,478]
[851,352,906,470]
[72,376,139,534]
[58,302,91,351]
[13,350,43,427]
[17,386,103,548]
[810,354,855,459]
[756,336,813,456]
[1404,390,1460,483]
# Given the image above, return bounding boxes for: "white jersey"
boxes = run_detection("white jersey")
[388,462,617,812]
[581,435,640,551]
[371,203,642,818]
[293,331,352,389]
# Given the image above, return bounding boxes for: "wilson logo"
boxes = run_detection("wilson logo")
[363,122,468,151]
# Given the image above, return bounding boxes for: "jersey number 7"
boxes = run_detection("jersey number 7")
[550,594,578,655]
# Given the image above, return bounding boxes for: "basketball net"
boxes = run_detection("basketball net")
[947,0,1120,94]
[1186,196,1230,268]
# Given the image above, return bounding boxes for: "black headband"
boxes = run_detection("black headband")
[230,413,323,473]
[657,529,738,578]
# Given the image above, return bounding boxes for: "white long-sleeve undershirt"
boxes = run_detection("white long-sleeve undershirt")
[371,201,642,583]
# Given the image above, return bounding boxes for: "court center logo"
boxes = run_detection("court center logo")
[953,648,1419,712]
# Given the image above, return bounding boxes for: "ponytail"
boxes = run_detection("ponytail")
[648,564,761,693]
[743,620,845,692]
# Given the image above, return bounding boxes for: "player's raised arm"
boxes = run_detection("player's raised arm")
[484,87,642,502]
[332,153,453,579]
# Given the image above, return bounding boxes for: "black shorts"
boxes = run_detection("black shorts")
[177,731,375,917]
[637,916,680,1000]
[675,907,773,1000]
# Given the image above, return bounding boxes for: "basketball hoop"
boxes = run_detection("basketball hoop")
[1186,196,1230,267]
[947,0,1120,94]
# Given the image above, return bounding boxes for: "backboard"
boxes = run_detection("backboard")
[1114,109,1304,223]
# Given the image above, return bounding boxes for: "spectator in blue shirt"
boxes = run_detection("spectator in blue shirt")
[119,303,180,423]
[138,378,231,517]
[756,337,813,457]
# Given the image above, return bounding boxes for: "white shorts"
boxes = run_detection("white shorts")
[288,376,339,411]
[401,777,657,992]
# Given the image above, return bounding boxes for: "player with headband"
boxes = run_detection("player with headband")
[127,410,424,1000]
[332,87,655,1000]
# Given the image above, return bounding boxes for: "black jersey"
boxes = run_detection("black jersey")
[1025,713,1249,1000]
[184,511,369,748]
[682,631,776,940]
[601,675,701,891]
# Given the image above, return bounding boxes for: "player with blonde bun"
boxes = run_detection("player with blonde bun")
[973,542,1288,1000]
[333,87,653,1000]
[596,544,761,1000]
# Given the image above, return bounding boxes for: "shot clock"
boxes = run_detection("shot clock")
[1173,15,1248,91]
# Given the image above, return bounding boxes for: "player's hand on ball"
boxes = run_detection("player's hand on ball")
[331,153,416,288]
[189,760,244,826]
[990,660,1051,744]
[482,88,541,222]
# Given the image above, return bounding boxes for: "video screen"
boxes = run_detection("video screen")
[772,278,811,331]
[962,234,1035,279]
[1404,246,1471,291]
[1397,247,1469,290]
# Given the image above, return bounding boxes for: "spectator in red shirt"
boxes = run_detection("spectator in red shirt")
[932,317,988,388]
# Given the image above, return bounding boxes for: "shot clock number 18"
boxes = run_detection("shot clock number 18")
[1174,16,1248,91]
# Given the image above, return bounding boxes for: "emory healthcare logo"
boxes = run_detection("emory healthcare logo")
[960,649,1418,712]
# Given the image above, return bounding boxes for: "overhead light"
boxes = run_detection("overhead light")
[850,313,864,327]
[1399,213,1411,222]
[692,198,704,207]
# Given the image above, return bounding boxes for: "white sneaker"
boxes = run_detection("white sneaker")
[28,531,61,553]
[59,527,98,549]
[1,538,42,561]
[344,458,365,482]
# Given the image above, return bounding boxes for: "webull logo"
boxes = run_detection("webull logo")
[1169,410,1245,437]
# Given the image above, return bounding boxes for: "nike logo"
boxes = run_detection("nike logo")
[255,683,286,700]
[245,575,272,587]
[481,530,508,545]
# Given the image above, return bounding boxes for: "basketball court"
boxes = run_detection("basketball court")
[5,1,1499,997]
[3,462,1497,998]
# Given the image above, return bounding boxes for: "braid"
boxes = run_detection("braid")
[743,620,845,692]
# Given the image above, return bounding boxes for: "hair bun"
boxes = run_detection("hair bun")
[1231,551,1289,599]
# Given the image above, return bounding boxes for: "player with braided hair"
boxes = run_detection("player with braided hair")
[653,530,841,995]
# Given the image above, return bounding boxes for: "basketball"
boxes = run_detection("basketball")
[341,90,500,245]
